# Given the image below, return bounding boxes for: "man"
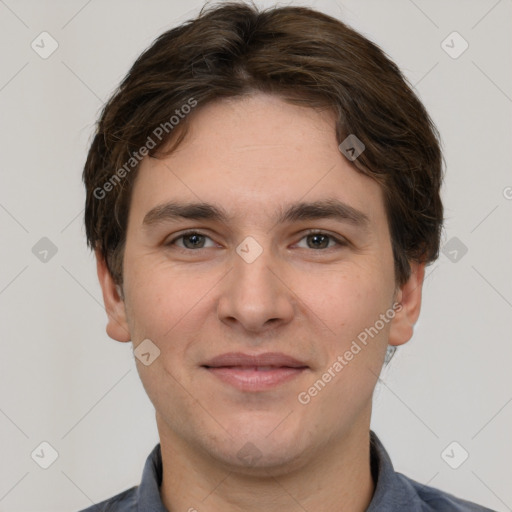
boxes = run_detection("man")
[80,2,495,511]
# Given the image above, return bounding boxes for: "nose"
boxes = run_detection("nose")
[216,240,295,336]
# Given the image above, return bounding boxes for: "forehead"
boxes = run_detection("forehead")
[129,93,387,230]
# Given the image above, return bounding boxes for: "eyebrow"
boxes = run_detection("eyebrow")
[142,199,370,230]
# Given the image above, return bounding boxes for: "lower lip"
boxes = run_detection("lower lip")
[204,366,307,391]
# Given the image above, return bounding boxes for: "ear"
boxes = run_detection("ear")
[388,261,425,347]
[95,249,131,343]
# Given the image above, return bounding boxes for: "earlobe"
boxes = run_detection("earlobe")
[388,261,425,347]
[95,249,131,343]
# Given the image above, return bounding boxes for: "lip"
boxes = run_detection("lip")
[202,352,308,368]
[201,352,309,392]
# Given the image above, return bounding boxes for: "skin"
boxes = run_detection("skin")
[96,93,425,512]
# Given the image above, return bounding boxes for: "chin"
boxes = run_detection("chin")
[212,440,309,477]
[201,417,311,475]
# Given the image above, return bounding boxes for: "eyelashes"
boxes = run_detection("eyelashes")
[165,230,348,251]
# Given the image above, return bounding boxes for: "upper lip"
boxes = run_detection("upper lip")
[202,352,309,368]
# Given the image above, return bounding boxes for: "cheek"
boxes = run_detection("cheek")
[303,266,392,342]
[123,257,217,346]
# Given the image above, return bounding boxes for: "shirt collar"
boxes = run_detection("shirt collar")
[135,442,168,512]
[135,430,420,512]
[367,430,424,511]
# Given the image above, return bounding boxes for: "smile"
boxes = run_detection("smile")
[203,365,308,391]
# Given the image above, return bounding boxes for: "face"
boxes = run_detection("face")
[98,93,424,474]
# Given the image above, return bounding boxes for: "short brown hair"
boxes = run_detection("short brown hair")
[83,1,443,287]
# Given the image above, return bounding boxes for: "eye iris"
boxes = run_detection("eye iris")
[178,234,333,250]
[308,234,329,249]
[184,234,204,249]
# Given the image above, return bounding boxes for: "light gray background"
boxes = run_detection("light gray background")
[0,0,511,511]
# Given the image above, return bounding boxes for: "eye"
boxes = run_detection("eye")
[166,231,216,250]
[165,230,347,251]
[295,230,346,250]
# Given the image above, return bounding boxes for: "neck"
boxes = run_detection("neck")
[158,420,375,512]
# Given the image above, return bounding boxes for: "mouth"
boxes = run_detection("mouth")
[201,352,309,391]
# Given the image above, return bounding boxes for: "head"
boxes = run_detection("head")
[84,2,443,472]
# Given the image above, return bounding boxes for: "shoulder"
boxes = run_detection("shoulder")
[368,431,496,512]
[76,485,138,512]
[396,472,497,511]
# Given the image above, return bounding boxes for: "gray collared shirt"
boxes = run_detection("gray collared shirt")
[78,431,495,511]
